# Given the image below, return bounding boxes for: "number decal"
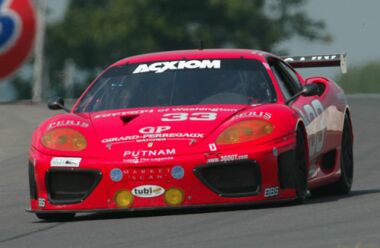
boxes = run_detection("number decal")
[161,113,188,122]
[295,99,326,156]
[162,112,217,122]
[189,112,217,121]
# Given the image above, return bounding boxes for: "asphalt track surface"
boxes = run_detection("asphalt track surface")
[1,96,380,248]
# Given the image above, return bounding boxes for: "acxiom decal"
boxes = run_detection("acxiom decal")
[133,60,221,74]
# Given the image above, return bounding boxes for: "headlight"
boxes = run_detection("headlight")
[41,128,87,151]
[216,120,273,145]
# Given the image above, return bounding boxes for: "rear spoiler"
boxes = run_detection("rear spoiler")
[282,54,347,74]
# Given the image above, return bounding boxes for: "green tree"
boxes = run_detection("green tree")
[46,0,330,96]
[336,61,380,93]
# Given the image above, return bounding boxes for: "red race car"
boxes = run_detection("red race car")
[27,49,353,220]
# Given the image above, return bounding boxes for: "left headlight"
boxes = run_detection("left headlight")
[41,128,88,152]
[216,120,274,145]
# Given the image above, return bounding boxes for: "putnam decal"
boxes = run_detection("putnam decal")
[133,60,221,74]
[132,185,165,198]
[123,149,176,157]
[50,157,82,167]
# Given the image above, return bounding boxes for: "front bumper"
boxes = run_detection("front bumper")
[28,135,297,213]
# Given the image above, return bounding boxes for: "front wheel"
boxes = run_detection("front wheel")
[293,128,308,203]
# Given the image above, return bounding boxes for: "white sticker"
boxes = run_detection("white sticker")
[132,185,165,198]
[50,157,82,167]
[139,126,171,134]
[264,187,279,198]
[123,149,176,157]
[38,198,46,208]
[209,143,217,151]
[47,120,89,130]
[133,60,221,74]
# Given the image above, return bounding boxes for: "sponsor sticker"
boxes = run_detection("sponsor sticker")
[133,60,221,74]
[47,120,89,130]
[94,109,154,119]
[123,149,176,158]
[124,168,170,181]
[232,111,272,121]
[38,198,45,208]
[110,168,123,182]
[171,166,185,180]
[132,185,165,198]
[139,126,171,134]
[264,187,279,198]
[50,157,81,167]
[123,157,174,164]
[102,133,204,144]
[207,154,248,163]
[209,143,217,152]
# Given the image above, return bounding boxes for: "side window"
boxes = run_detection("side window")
[278,61,302,90]
[268,59,295,100]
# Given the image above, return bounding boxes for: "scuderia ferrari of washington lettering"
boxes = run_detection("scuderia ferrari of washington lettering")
[28,49,353,220]
[133,59,221,74]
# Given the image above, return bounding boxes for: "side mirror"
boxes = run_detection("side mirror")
[285,83,322,105]
[301,83,321,97]
[47,97,70,112]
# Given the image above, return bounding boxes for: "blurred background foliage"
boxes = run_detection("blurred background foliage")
[335,62,380,93]
[12,0,341,99]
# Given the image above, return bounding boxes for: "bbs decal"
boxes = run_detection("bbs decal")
[264,187,279,198]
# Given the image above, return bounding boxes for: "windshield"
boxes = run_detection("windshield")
[75,59,276,112]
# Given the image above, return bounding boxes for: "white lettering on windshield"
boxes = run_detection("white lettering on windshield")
[133,60,221,74]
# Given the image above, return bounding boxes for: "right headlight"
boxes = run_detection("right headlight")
[216,120,274,145]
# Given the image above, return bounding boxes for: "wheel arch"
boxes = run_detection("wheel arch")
[295,120,310,171]
[344,106,354,143]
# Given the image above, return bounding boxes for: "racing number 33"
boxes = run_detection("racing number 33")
[296,99,326,156]
[161,112,217,122]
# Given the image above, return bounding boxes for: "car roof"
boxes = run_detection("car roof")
[112,49,274,66]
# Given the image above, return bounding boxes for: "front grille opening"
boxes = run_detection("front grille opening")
[278,149,296,189]
[194,160,261,197]
[46,169,101,204]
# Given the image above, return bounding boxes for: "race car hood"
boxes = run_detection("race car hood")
[89,105,247,157]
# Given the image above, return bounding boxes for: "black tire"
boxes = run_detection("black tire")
[293,128,308,203]
[310,115,353,196]
[36,212,75,221]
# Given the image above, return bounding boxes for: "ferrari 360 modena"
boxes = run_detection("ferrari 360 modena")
[27,49,353,220]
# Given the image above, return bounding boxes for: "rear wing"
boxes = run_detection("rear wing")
[282,54,347,74]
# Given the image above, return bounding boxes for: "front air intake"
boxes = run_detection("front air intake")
[194,160,261,197]
[46,169,101,204]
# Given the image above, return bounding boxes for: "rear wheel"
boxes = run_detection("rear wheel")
[293,128,308,203]
[310,115,353,196]
[36,212,75,221]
